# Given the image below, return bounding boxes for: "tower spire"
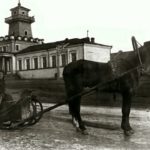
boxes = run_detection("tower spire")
[87,30,89,37]
[18,0,21,6]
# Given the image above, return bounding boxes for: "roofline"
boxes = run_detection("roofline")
[111,50,134,54]
[16,43,85,55]
[10,5,30,11]
[16,49,49,56]
[16,37,113,55]
[16,43,112,55]
[84,42,112,48]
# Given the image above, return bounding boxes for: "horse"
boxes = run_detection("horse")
[63,38,150,136]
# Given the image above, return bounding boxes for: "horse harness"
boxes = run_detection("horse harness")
[110,36,149,80]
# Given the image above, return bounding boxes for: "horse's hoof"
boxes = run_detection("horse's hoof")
[129,129,134,134]
[76,127,81,132]
[124,129,134,136]
[81,130,88,135]
[76,128,88,135]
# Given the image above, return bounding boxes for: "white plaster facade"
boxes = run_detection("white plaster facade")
[16,39,112,79]
[84,44,111,63]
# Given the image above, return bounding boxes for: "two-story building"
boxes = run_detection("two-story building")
[0,2,112,79]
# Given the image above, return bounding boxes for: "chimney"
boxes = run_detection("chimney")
[91,37,95,43]
[65,38,69,42]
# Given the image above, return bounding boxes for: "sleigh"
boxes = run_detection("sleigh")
[0,72,43,129]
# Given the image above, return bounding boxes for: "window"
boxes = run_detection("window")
[41,56,47,68]
[52,55,56,68]
[3,46,7,52]
[15,44,20,51]
[1,46,9,52]
[6,46,10,52]
[25,58,30,70]
[0,47,2,52]
[18,59,22,71]
[22,12,25,15]
[6,60,10,72]
[61,54,66,67]
[71,52,77,62]
[33,57,38,69]
[25,31,28,36]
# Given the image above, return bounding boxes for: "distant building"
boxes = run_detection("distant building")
[0,2,112,79]
[0,2,43,75]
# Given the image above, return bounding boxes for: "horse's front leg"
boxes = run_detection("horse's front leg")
[121,90,134,136]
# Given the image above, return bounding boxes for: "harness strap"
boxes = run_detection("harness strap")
[131,36,143,67]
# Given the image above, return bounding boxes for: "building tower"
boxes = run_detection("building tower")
[5,1,35,38]
[0,2,43,75]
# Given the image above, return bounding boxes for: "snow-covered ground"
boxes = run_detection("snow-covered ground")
[0,104,149,150]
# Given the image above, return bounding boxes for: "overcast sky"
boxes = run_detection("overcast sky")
[1,0,150,52]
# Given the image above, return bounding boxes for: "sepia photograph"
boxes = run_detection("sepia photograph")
[0,0,150,149]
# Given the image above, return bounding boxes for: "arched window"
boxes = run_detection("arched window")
[41,56,47,68]
[15,44,20,51]
[25,31,28,36]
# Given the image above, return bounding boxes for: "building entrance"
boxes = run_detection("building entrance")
[0,57,12,74]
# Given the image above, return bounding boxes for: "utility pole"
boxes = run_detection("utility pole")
[56,43,69,80]
[56,45,61,80]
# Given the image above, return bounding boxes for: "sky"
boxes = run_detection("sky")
[1,0,150,52]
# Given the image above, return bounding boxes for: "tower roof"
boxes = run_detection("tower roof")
[10,2,30,12]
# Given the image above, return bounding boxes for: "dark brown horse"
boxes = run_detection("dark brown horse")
[63,39,150,136]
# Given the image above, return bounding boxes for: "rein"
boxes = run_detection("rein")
[131,36,150,76]
[111,36,150,79]
[131,36,143,67]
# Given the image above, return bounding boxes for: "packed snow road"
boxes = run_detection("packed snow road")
[0,104,149,150]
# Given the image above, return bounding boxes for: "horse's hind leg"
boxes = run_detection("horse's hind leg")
[70,96,87,131]
[121,90,134,136]
[64,75,87,134]
[67,92,87,133]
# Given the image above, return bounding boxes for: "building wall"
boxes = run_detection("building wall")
[16,44,85,79]
[67,44,84,63]
[18,22,32,37]
[0,38,41,74]
[14,40,38,52]
[17,68,64,79]
[0,38,39,53]
[0,40,13,52]
[17,50,54,70]
[84,44,111,63]
[8,22,19,36]
[0,40,14,73]
[16,43,111,79]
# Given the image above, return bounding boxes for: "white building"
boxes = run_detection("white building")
[0,2,112,79]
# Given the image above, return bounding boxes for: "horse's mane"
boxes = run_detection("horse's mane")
[110,51,139,78]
